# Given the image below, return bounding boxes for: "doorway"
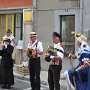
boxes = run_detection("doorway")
[60,15,75,56]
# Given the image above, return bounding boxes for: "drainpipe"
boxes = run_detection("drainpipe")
[80,0,84,34]
[32,0,37,32]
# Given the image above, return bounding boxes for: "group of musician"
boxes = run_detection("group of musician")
[26,31,64,90]
[0,29,90,90]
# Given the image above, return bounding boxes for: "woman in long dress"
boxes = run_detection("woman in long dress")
[68,34,90,90]
[0,38,14,89]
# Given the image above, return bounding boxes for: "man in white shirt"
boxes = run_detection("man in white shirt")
[44,32,64,90]
[27,32,43,90]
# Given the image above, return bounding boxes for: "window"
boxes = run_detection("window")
[14,14,23,40]
[0,14,23,43]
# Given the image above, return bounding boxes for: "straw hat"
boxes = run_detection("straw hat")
[75,33,87,42]
[29,32,37,37]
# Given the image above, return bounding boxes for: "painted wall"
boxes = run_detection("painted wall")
[36,0,80,70]
[0,0,32,8]
[82,0,90,45]
[37,0,79,10]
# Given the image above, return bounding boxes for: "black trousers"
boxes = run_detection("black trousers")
[0,61,1,84]
[48,65,62,90]
[29,58,41,90]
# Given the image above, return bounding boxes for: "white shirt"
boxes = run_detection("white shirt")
[53,43,64,59]
[27,40,43,57]
[3,35,15,46]
[50,42,64,65]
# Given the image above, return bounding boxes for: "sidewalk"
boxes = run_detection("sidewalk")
[13,65,67,90]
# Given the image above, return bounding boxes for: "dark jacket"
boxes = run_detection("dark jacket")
[0,45,14,85]
[0,45,14,68]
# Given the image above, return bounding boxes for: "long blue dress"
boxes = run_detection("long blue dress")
[68,41,90,90]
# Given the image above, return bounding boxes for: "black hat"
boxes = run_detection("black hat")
[3,38,11,42]
[52,32,60,38]
[7,29,12,33]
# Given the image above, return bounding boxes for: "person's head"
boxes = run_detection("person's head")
[3,38,11,45]
[6,29,12,36]
[29,32,37,43]
[52,32,61,44]
[75,33,87,47]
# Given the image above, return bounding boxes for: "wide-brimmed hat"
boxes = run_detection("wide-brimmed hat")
[29,32,37,37]
[74,33,87,42]
[3,38,11,42]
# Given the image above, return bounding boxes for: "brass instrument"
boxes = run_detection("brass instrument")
[26,48,37,59]
[45,46,57,62]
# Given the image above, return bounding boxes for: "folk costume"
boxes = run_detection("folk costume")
[27,32,43,90]
[45,32,64,90]
[68,34,90,90]
[0,38,14,89]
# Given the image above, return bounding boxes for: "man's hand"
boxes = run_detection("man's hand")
[32,51,37,56]
[44,52,50,57]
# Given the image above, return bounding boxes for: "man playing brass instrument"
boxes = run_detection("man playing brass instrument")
[44,32,64,90]
[27,32,43,90]
[45,46,58,62]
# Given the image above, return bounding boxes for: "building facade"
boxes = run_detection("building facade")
[36,0,90,69]
[0,0,33,64]
[0,0,32,44]
[0,0,90,69]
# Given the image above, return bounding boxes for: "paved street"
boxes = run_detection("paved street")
[0,79,49,90]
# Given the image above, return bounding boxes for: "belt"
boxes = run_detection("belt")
[30,57,40,60]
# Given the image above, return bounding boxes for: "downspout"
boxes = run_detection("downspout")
[80,0,84,34]
[32,0,37,32]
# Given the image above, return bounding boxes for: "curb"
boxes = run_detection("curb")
[14,71,48,85]
[14,72,65,85]
[13,64,67,90]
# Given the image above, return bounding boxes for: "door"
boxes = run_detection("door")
[60,15,75,56]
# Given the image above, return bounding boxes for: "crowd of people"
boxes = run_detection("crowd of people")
[0,29,90,90]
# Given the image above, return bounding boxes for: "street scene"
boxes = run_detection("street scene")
[0,0,90,90]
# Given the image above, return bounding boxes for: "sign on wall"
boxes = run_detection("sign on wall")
[23,9,33,22]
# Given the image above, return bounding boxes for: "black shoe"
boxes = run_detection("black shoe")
[30,88,35,90]
[1,85,6,89]
[6,85,11,89]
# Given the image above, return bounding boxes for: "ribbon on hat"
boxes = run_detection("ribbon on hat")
[74,33,87,43]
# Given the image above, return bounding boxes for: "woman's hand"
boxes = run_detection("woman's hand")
[68,53,77,59]
[83,60,90,67]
